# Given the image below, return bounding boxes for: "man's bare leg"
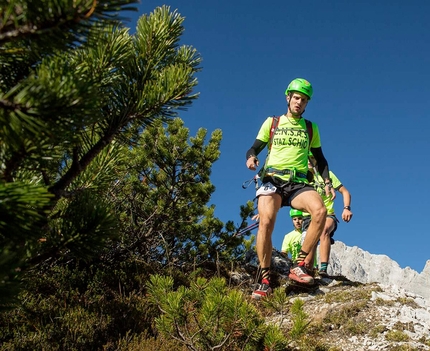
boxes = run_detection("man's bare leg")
[302,245,318,271]
[318,217,335,275]
[304,217,335,271]
[256,193,282,271]
[288,190,326,284]
[251,193,282,299]
[290,190,326,255]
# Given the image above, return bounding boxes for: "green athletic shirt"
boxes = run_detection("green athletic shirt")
[303,170,342,216]
[281,229,302,260]
[256,115,321,182]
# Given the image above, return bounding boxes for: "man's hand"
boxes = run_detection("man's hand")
[303,260,313,271]
[251,214,260,222]
[246,156,259,171]
[324,184,336,200]
[342,208,353,222]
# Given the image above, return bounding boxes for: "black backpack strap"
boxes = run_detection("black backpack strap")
[304,119,313,150]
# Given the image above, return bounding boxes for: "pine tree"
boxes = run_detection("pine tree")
[109,118,252,267]
[0,2,202,306]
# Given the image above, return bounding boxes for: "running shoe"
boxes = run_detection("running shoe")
[318,269,329,277]
[251,279,272,299]
[289,264,314,284]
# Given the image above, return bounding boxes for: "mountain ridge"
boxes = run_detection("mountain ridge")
[329,241,430,305]
[241,242,430,350]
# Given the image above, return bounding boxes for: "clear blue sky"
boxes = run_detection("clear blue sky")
[124,0,430,273]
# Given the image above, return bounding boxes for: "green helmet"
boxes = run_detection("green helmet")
[290,208,303,218]
[285,78,313,100]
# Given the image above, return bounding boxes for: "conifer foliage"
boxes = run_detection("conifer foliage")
[0,2,260,349]
[147,275,288,351]
[109,118,248,267]
[0,1,203,306]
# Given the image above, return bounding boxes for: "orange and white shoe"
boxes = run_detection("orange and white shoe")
[251,279,272,299]
[289,264,314,285]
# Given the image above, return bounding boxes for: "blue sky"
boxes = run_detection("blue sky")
[124,1,430,273]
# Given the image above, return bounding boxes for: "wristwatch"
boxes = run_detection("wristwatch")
[344,206,351,211]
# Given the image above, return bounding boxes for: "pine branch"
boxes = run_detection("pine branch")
[2,148,27,182]
[0,0,138,45]
[0,98,21,111]
[49,132,114,198]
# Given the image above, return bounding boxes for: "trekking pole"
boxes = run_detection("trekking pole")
[242,174,260,189]
[235,221,259,237]
[253,174,260,190]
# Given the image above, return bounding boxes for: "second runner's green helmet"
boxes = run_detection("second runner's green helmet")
[285,78,313,100]
[289,208,303,218]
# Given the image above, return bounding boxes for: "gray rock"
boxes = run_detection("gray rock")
[244,248,293,278]
[329,241,430,305]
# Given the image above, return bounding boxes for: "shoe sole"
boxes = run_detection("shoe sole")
[288,274,314,285]
[285,280,318,294]
[251,289,272,300]
[251,293,265,300]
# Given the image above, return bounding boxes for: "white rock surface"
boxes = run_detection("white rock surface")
[329,241,430,305]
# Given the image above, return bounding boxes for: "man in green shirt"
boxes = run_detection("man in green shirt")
[281,208,318,271]
[281,209,304,261]
[245,78,335,299]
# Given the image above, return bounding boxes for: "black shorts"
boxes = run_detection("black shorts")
[259,175,315,207]
[302,215,339,244]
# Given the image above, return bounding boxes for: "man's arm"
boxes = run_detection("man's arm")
[246,139,266,159]
[311,147,336,199]
[338,185,353,222]
[246,139,267,171]
[281,234,292,258]
[310,147,328,179]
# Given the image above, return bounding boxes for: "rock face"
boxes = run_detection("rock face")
[329,241,430,304]
[271,281,430,351]
[241,244,430,350]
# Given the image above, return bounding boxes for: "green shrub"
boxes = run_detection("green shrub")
[321,287,372,304]
[369,325,386,338]
[396,297,419,308]
[344,320,368,335]
[323,300,367,330]
[113,331,189,351]
[418,335,430,346]
[374,297,396,306]
[146,274,289,351]
[294,335,337,351]
[385,329,410,342]
[0,305,111,351]
[0,262,159,350]
[289,298,309,339]
[261,287,289,327]
[387,345,419,351]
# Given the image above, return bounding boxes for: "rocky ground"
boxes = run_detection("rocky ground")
[329,242,430,303]
[280,278,429,350]
[235,248,430,350]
